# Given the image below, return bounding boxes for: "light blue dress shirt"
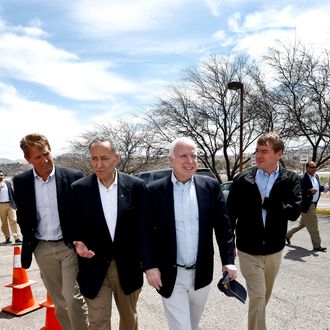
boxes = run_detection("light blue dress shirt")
[171,173,199,266]
[255,166,280,226]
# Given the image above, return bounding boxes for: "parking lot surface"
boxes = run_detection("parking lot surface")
[1,214,329,329]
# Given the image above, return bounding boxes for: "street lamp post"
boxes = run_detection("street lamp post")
[227,81,244,172]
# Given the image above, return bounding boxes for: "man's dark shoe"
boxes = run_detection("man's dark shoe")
[313,246,327,252]
[1,238,12,245]
[285,236,291,245]
[15,239,23,244]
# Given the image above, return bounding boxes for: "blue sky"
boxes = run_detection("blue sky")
[1,0,330,160]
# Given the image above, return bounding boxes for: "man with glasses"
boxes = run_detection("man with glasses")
[286,161,326,251]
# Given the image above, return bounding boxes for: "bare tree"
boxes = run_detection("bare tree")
[264,40,330,168]
[145,54,262,181]
[66,120,166,174]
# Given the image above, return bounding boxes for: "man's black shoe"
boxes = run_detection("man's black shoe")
[15,239,23,244]
[285,236,291,245]
[0,238,12,245]
[313,246,327,252]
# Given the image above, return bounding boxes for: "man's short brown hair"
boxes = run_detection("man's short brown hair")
[20,133,51,158]
[257,132,284,153]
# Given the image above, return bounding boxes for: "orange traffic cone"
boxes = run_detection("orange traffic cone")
[40,292,62,330]
[2,246,41,316]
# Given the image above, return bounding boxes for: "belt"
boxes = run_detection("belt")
[176,263,196,270]
[39,238,64,243]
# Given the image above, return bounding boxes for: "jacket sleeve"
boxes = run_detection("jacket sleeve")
[213,182,235,265]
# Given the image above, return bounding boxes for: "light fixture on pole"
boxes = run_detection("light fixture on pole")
[227,81,244,172]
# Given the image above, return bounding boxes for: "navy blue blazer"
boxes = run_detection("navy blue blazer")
[71,172,145,299]
[13,166,84,269]
[140,174,235,298]
[301,172,324,213]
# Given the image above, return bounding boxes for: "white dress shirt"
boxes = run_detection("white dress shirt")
[98,171,118,241]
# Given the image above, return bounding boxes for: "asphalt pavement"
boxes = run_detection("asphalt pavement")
[0,214,330,330]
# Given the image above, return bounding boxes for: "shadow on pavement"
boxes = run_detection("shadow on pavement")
[283,245,319,262]
[0,311,16,319]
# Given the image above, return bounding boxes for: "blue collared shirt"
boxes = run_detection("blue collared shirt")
[256,166,280,226]
[171,173,199,266]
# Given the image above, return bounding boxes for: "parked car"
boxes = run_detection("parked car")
[220,180,233,201]
[134,168,217,184]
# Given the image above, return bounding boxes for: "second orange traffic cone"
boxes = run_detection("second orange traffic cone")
[2,246,41,316]
[40,292,62,330]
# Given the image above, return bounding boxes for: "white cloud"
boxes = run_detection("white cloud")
[205,0,222,17]
[71,0,194,36]
[227,4,330,59]
[228,12,242,33]
[0,83,86,159]
[0,29,138,101]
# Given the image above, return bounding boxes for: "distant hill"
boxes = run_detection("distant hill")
[0,162,32,177]
[0,158,15,164]
[0,158,26,164]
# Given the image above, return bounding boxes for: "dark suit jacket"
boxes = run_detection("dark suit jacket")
[227,166,302,255]
[13,166,84,269]
[71,172,145,299]
[140,174,235,298]
[300,172,324,213]
[4,181,17,210]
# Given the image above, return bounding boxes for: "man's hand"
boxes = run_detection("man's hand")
[310,188,317,195]
[222,264,238,280]
[145,268,162,290]
[73,241,95,258]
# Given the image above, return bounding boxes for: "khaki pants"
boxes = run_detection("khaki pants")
[287,204,322,248]
[238,249,283,330]
[34,241,88,330]
[85,260,141,330]
[0,203,20,240]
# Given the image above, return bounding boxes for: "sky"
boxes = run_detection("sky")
[1,0,330,160]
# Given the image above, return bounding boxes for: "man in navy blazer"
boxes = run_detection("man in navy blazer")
[140,137,237,330]
[0,170,22,244]
[13,133,88,330]
[72,137,145,330]
[286,161,326,251]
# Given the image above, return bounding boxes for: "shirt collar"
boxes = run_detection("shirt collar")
[33,165,55,182]
[257,165,280,177]
[97,170,118,190]
[171,172,194,186]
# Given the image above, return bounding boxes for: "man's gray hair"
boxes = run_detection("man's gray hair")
[88,136,118,154]
[169,137,197,157]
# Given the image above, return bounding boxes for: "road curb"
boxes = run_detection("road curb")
[316,209,330,215]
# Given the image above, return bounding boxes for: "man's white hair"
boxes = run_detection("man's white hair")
[169,137,197,157]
